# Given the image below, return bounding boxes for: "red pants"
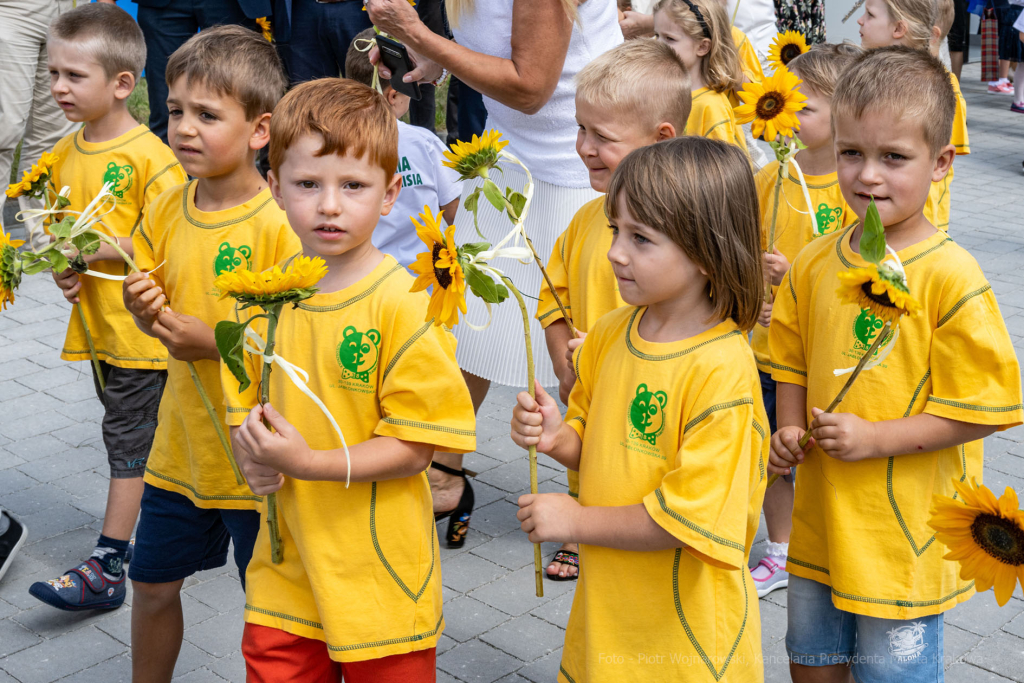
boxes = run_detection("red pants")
[242,622,437,683]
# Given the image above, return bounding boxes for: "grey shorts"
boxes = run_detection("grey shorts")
[91,362,166,479]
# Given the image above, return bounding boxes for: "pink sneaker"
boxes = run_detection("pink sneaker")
[990,81,1014,94]
[750,556,789,597]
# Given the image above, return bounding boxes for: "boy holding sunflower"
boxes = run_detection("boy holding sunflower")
[768,47,1022,683]
[120,27,301,683]
[222,77,476,682]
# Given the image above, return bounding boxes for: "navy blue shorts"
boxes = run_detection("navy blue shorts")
[128,483,260,586]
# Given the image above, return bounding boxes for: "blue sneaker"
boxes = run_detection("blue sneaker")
[28,559,125,611]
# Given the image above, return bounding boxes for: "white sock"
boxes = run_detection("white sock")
[766,541,789,564]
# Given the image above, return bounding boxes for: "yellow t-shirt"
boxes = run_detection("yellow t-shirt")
[688,87,748,152]
[769,226,1023,619]
[924,72,970,232]
[750,162,853,372]
[51,126,185,369]
[536,196,623,332]
[133,181,302,509]
[558,306,768,683]
[223,255,476,662]
[732,27,764,84]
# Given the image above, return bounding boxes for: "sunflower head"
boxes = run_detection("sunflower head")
[836,263,922,325]
[6,152,58,199]
[767,31,810,71]
[0,229,26,311]
[255,17,272,41]
[442,129,509,181]
[929,478,1024,606]
[214,255,328,307]
[409,206,467,328]
[734,67,807,141]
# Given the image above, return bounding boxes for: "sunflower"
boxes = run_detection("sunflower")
[6,152,58,199]
[929,478,1024,606]
[836,263,922,324]
[255,17,272,42]
[409,206,467,328]
[734,67,807,141]
[767,31,810,71]
[0,229,25,311]
[442,129,509,181]
[214,255,327,306]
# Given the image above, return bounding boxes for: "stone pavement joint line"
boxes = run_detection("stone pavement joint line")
[2,59,1024,682]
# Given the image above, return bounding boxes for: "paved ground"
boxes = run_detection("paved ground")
[2,57,1024,683]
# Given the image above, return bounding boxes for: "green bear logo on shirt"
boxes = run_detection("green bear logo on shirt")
[853,309,886,348]
[337,326,380,383]
[213,242,252,276]
[628,383,668,446]
[103,162,134,199]
[814,203,844,236]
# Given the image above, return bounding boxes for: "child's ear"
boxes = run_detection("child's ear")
[267,169,286,209]
[655,121,676,140]
[931,143,956,184]
[696,37,712,57]
[250,112,272,152]
[113,71,136,102]
[379,173,402,216]
[892,19,908,41]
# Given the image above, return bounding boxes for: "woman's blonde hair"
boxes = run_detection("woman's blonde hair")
[446,0,577,27]
[880,0,938,51]
[654,0,740,93]
[605,137,763,330]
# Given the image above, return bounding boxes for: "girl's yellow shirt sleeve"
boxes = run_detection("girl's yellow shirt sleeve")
[537,227,572,328]
[687,89,748,152]
[642,370,766,571]
[564,324,599,442]
[767,262,808,386]
[732,27,764,83]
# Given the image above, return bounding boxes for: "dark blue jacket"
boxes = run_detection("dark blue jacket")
[133,0,272,20]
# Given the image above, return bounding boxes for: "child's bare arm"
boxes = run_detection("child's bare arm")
[233,404,435,484]
[809,410,998,462]
[510,380,582,470]
[84,236,134,263]
[518,495,682,551]
[441,198,458,228]
[543,319,574,403]
[769,381,809,475]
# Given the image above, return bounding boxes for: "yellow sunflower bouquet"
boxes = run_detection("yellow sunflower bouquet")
[215,256,332,564]
[929,479,1024,606]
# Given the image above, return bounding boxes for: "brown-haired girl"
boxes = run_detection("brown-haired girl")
[511,137,768,683]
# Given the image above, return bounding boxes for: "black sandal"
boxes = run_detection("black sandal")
[545,549,579,581]
[431,462,475,549]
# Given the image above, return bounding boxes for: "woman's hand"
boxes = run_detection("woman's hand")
[367,42,443,84]
[365,0,422,42]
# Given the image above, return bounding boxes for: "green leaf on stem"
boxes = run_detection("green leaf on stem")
[482,179,506,213]
[504,189,526,224]
[460,242,491,259]
[49,251,70,275]
[72,232,102,256]
[463,188,485,239]
[215,319,253,392]
[464,263,509,305]
[49,216,75,240]
[860,197,887,265]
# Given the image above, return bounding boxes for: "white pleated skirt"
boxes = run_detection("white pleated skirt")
[453,165,600,387]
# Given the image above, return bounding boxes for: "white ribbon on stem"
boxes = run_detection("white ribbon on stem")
[243,327,353,487]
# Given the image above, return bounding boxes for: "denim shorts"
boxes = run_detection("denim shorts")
[787,576,945,683]
[128,483,261,586]
[91,362,166,479]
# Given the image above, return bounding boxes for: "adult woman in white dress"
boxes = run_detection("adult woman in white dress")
[366,0,621,575]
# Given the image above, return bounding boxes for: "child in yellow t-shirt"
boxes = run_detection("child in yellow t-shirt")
[223,78,476,680]
[654,0,748,151]
[121,26,296,682]
[536,40,690,581]
[514,138,769,683]
[29,4,185,613]
[769,48,1022,683]
[858,0,969,231]
[748,43,860,600]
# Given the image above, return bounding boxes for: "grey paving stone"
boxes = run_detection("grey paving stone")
[18,501,95,541]
[758,597,789,646]
[442,552,509,594]
[4,434,71,462]
[462,500,524,543]
[437,671,463,683]
[0,617,44,658]
[474,459,560,495]
[965,632,1024,682]
[54,397,106,424]
[469,565,575,618]
[1,625,124,683]
[0,466,35,495]
[464,451,503,475]
[12,601,120,638]
[0,339,49,363]
[516,648,563,683]
[173,639,217,678]
[480,614,563,662]
[948,593,1024,638]
[438,633,458,655]
[207,649,246,683]
[0,379,37,401]
[17,446,106,484]
[21,527,102,571]
[2,483,67,517]
[184,575,247,614]
[48,420,103,449]
[530,590,574,631]
[173,668,228,683]
[1003,611,1024,640]
[57,655,131,683]
[442,596,512,643]
[183,607,245,658]
[53,470,111,499]
[946,623,985,666]
[12,365,84,393]
[437,640,525,683]
[945,662,1017,682]
[5,304,69,325]
[469,532,537,572]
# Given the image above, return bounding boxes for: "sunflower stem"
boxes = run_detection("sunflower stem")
[796,321,892,450]
[187,360,244,485]
[524,235,578,339]
[503,275,544,598]
[260,305,284,565]
[76,303,105,393]
[765,164,784,302]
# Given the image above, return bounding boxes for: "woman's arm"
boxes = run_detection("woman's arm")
[367,0,573,114]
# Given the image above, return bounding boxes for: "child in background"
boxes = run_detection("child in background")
[344,27,462,268]
[121,26,299,682]
[29,3,186,612]
[654,0,748,152]
[226,78,476,682]
[537,39,689,580]
[858,0,969,231]
[514,137,768,683]
[748,43,861,599]
[769,47,1022,683]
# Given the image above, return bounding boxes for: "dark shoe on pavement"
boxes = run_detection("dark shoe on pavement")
[0,512,28,583]
[28,559,126,611]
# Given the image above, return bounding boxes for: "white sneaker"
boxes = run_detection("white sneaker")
[751,556,789,598]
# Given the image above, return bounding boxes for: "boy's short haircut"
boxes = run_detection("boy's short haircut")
[787,42,863,99]
[831,46,954,157]
[575,39,692,134]
[934,0,955,39]
[48,3,146,80]
[269,78,398,180]
[165,25,287,121]
[346,28,392,92]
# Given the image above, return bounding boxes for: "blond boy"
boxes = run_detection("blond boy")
[121,26,298,681]
[769,47,1022,683]
[536,39,689,580]
[29,3,186,613]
